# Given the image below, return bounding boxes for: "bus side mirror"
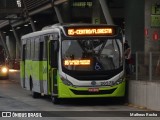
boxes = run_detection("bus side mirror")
[50,40,59,68]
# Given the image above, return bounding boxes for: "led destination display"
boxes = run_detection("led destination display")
[67,28,115,36]
[64,60,91,66]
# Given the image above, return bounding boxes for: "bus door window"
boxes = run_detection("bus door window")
[49,34,59,68]
[39,40,45,93]
[50,40,58,68]
[22,44,26,61]
[22,42,26,88]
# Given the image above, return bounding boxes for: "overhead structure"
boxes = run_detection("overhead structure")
[0,0,23,60]
[0,0,67,61]
[0,0,23,20]
[0,31,11,59]
[0,0,122,64]
[99,0,114,25]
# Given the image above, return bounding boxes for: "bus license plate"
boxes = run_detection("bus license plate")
[88,88,99,92]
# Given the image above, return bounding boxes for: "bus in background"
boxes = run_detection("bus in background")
[0,45,9,79]
[20,23,125,104]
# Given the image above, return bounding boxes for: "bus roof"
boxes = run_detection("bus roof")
[44,23,118,29]
[21,23,118,39]
[21,28,59,40]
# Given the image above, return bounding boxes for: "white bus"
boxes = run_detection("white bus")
[21,23,125,104]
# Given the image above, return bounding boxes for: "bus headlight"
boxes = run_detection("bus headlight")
[60,76,74,87]
[1,67,8,73]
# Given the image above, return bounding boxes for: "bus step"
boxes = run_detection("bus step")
[52,93,58,96]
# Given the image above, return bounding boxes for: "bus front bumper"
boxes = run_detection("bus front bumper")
[58,81,126,98]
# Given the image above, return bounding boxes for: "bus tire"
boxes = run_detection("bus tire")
[51,96,60,104]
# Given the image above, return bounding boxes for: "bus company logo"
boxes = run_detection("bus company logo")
[2,112,11,117]
[1,112,42,118]
[91,81,96,86]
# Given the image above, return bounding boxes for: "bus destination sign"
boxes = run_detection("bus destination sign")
[67,28,115,36]
[64,60,90,66]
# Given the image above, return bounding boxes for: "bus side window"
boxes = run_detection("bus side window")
[43,35,49,60]
[26,39,31,59]
[31,38,35,60]
[34,37,40,60]
[39,42,44,61]
[43,40,47,60]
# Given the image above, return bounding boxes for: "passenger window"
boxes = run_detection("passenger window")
[31,38,35,59]
[26,39,31,59]
[39,42,44,61]
[34,37,40,60]
[43,36,50,60]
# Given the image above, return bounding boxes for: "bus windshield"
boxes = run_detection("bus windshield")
[62,38,123,72]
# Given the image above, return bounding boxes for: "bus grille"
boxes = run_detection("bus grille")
[70,88,116,95]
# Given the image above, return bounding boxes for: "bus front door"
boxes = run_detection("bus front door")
[48,39,58,96]
[21,44,26,88]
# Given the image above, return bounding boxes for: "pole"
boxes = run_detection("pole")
[54,6,63,23]
[0,31,11,59]
[99,0,114,25]
[11,26,21,51]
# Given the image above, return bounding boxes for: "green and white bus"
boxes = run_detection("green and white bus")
[20,23,125,104]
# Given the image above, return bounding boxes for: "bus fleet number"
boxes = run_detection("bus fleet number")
[100,81,114,86]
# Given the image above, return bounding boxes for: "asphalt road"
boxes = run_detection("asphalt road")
[0,70,159,120]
